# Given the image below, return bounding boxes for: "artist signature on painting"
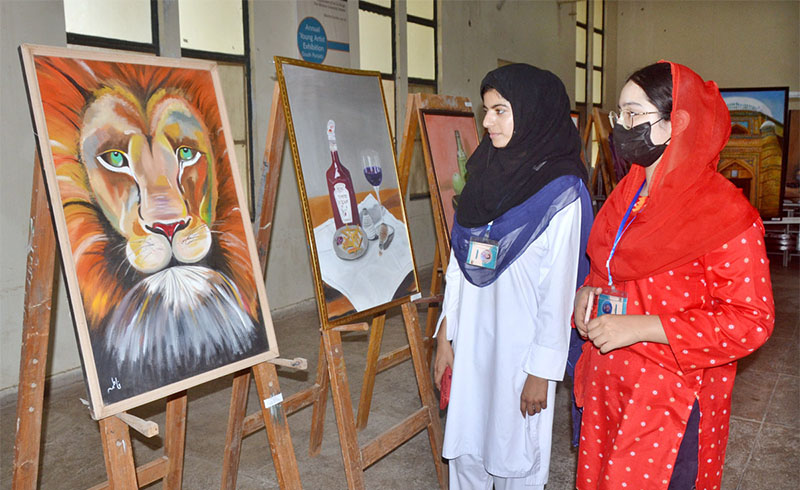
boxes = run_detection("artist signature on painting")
[107,377,122,393]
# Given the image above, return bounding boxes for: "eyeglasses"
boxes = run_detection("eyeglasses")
[608,110,662,130]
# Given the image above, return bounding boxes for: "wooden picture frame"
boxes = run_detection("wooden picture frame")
[274,57,420,327]
[719,87,790,219]
[418,109,480,249]
[19,44,278,419]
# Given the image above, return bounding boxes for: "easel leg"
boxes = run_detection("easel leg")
[322,329,366,489]
[164,391,188,489]
[99,416,138,489]
[252,362,302,489]
[12,158,57,490]
[402,303,448,490]
[424,249,443,367]
[355,314,386,430]
[308,336,329,457]
[221,370,250,490]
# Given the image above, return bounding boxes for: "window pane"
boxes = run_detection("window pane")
[594,0,604,28]
[407,22,435,80]
[592,69,603,105]
[576,67,586,104]
[179,0,244,55]
[575,27,586,63]
[408,0,434,20]
[363,0,391,9]
[593,32,603,67]
[359,10,393,74]
[64,0,152,44]
[576,0,587,24]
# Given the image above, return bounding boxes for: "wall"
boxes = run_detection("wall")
[0,0,75,391]
[611,0,800,107]
[438,0,576,113]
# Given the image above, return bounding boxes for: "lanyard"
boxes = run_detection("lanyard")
[483,220,494,238]
[606,180,646,287]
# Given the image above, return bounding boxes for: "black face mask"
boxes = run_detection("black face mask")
[612,119,669,167]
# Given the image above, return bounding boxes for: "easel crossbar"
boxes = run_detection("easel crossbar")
[359,407,430,469]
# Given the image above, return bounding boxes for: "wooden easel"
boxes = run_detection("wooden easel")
[396,93,478,366]
[12,153,302,489]
[582,107,617,199]
[221,82,447,489]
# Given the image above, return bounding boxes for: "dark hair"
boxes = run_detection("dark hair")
[627,63,672,121]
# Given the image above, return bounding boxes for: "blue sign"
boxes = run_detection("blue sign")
[297,17,327,63]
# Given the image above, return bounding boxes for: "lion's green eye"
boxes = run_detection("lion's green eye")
[97,150,129,169]
[176,146,202,166]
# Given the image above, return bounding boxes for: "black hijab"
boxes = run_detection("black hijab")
[456,64,588,228]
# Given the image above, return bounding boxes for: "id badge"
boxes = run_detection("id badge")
[597,287,627,316]
[467,236,498,269]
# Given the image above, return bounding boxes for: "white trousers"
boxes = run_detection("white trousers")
[449,454,545,490]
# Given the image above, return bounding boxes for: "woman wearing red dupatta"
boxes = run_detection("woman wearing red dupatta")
[572,62,774,490]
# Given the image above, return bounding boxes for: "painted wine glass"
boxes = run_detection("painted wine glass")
[360,149,383,218]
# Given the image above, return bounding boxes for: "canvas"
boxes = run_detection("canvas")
[419,110,480,236]
[275,57,419,325]
[719,87,790,219]
[20,45,277,419]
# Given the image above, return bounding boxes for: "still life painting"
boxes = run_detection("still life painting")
[20,45,277,418]
[275,57,419,324]
[419,110,480,238]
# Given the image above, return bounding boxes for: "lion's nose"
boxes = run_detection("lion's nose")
[147,217,190,242]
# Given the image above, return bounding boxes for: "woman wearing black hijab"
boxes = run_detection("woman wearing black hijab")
[433,64,592,489]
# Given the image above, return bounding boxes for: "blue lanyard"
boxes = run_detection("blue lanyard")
[483,220,494,238]
[606,181,646,287]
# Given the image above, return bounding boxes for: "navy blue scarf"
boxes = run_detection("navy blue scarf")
[451,175,591,288]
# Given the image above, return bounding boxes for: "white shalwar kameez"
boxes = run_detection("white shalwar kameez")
[436,199,582,490]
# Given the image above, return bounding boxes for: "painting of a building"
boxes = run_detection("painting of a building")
[718,91,788,219]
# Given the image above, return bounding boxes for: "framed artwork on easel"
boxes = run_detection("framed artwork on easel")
[718,87,790,219]
[275,57,420,325]
[418,110,480,241]
[19,44,278,419]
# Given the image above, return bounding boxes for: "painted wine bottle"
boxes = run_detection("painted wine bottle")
[452,130,469,195]
[326,120,360,229]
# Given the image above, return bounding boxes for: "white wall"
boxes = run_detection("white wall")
[438,0,576,113]
[0,0,75,391]
[610,0,800,107]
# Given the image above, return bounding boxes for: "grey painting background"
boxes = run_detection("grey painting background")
[281,63,398,200]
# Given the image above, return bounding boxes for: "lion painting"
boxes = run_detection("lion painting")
[33,55,269,404]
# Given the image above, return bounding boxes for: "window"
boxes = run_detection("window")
[407,0,436,86]
[575,0,605,174]
[359,0,438,199]
[64,0,159,53]
[575,0,604,106]
[179,0,255,217]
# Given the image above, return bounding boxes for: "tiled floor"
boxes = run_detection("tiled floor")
[1,262,797,489]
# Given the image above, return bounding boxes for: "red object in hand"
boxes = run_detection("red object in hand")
[439,366,452,410]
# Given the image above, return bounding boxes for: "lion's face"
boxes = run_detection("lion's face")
[79,87,217,273]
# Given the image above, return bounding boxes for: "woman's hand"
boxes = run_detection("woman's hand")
[434,325,454,391]
[520,374,548,417]
[586,314,667,353]
[574,286,602,338]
